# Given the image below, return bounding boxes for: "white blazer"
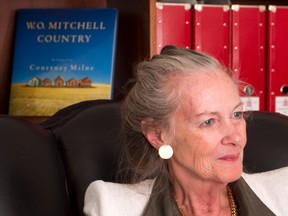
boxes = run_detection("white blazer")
[84,167,288,216]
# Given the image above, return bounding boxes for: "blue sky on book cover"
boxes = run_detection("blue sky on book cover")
[11,8,118,86]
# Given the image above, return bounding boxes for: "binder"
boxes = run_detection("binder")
[156,2,191,54]
[267,6,288,115]
[192,4,230,67]
[230,5,266,111]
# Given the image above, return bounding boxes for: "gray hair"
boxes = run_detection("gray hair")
[118,45,235,186]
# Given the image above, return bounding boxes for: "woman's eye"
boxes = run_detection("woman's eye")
[233,111,243,119]
[202,119,214,127]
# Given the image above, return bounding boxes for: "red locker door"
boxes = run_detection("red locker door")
[156,2,191,54]
[231,5,266,111]
[192,4,230,67]
[267,6,288,115]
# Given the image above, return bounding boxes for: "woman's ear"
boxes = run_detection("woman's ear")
[141,118,164,149]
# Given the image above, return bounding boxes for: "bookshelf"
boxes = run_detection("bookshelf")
[0,0,287,117]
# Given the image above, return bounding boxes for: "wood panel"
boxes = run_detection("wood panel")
[107,0,153,100]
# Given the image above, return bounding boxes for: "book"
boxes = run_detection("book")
[9,8,118,117]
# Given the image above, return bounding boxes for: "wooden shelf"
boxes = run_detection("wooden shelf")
[1,0,287,119]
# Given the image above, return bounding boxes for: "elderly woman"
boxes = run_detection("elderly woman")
[84,45,287,216]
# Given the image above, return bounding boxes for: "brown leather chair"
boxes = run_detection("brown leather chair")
[0,115,72,216]
[41,100,123,216]
[244,111,288,173]
[1,99,288,216]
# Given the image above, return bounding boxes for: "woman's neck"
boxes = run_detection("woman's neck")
[171,172,231,216]
[173,184,231,216]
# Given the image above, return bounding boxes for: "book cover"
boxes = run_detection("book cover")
[9,8,118,117]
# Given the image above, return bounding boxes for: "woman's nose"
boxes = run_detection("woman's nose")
[221,120,246,147]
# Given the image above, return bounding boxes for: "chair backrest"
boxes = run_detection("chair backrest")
[41,100,123,216]
[244,111,288,173]
[0,115,72,216]
[41,100,288,216]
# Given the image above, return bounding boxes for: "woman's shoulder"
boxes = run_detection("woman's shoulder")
[83,179,154,216]
[242,166,288,216]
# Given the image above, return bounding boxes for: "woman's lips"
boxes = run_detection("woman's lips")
[218,153,239,162]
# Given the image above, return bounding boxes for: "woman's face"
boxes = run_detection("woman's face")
[169,70,246,185]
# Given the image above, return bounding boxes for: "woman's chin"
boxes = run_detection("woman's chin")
[220,166,243,183]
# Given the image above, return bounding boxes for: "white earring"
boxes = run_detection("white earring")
[158,145,173,159]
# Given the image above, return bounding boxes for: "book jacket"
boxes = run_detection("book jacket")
[9,8,118,117]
